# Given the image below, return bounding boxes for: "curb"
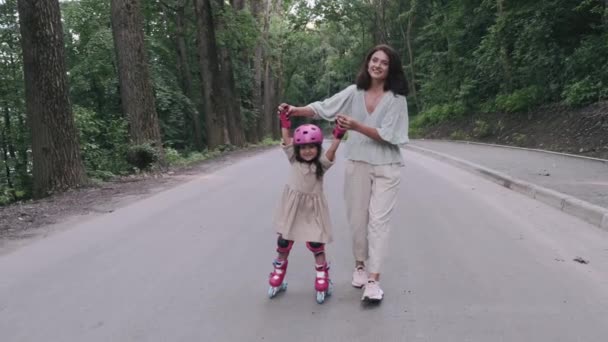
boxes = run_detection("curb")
[414,139,608,164]
[406,144,608,232]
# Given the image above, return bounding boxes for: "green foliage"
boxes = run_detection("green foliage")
[3,0,608,205]
[450,130,469,141]
[411,103,466,127]
[472,120,492,138]
[73,105,130,176]
[512,133,528,146]
[126,143,161,171]
[562,77,603,107]
[495,86,543,113]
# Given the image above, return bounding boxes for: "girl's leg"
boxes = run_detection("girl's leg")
[269,236,293,288]
[275,235,293,261]
[307,242,330,293]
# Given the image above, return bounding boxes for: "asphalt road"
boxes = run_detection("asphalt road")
[1,145,607,341]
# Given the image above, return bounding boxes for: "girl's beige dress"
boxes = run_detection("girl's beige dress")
[273,144,334,243]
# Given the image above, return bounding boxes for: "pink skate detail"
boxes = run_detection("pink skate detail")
[279,108,291,129]
[269,259,288,288]
[314,263,330,292]
[276,238,294,254]
[332,124,347,139]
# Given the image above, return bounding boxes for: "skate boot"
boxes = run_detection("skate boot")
[314,262,333,304]
[268,259,288,298]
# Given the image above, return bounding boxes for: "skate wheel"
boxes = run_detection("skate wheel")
[281,282,288,291]
[268,286,277,298]
[316,291,326,304]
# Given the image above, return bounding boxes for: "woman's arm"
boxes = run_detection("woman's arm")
[278,104,315,118]
[336,114,384,143]
[278,85,356,121]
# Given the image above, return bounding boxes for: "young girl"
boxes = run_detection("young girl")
[267,110,346,304]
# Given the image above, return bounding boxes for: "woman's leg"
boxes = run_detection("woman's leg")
[344,160,373,266]
[366,164,401,281]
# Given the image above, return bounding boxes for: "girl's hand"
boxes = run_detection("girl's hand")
[336,114,359,131]
[332,124,347,139]
[279,107,291,129]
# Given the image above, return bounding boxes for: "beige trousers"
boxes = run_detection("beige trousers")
[344,160,401,274]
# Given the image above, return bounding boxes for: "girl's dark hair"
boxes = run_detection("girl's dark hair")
[294,143,324,180]
[355,44,409,96]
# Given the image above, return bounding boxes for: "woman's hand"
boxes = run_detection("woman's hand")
[336,114,360,131]
[277,103,293,117]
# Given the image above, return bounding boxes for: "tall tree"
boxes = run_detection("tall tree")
[251,0,269,139]
[17,0,87,198]
[232,0,246,10]
[213,0,246,146]
[194,0,227,148]
[110,0,163,151]
[159,0,204,150]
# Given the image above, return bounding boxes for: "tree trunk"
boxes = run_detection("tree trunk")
[372,0,388,44]
[496,0,513,91]
[213,0,246,147]
[251,0,267,140]
[1,105,16,200]
[17,0,87,198]
[194,0,226,149]
[403,1,420,111]
[264,61,278,139]
[231,0,246,10]
[110,0,163,153]
[174,1,204,151]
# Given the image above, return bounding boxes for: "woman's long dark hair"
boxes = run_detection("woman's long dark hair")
[294,143,324,180]
[356,44,409,96]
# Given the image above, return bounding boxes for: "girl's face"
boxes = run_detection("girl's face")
[298,144,319,162]
[367,50,390,82]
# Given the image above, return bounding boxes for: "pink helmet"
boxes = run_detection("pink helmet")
[293,124,323,145]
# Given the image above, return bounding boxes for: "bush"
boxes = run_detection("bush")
[472,120,492,138]
[450,130,469,140]
[411,103,466,128]
[512,133,527,146]
[562,77,602,107]
[126,143,160,170]
[495,86,542,113]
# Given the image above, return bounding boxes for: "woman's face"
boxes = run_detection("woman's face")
[298,144,319,162]
[367,50,390,82]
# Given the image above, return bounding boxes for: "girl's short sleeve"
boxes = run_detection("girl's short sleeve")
[282,143,296,164]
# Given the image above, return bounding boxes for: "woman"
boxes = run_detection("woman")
[278,44,409,302]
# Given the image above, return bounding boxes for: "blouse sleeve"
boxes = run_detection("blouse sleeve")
[307,85,357,121]
[378,95,410,146]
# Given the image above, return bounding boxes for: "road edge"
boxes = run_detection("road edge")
[405,144,608,232]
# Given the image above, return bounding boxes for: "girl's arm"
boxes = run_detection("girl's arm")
[281,126,292,146]
[325,138,341,162]
[325,124,347,162]
[279,108,293,145]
